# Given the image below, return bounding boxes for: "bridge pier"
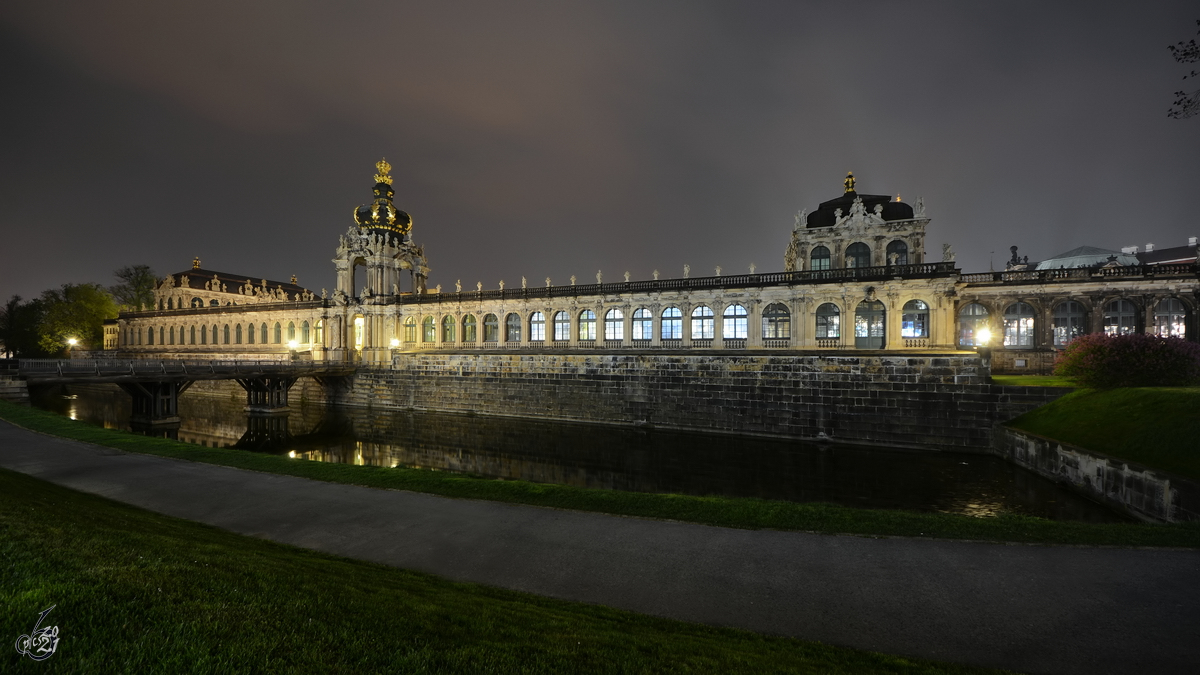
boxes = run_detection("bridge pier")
[118,381,192,427]
[237,376,297,414]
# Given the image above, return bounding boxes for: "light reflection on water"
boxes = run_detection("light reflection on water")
[30,385,1129,523]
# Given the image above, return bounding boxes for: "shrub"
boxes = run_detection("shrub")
[1054,333,1200,388]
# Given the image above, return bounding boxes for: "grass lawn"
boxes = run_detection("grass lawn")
[0,467,1006,674]
[1008,387,1200,481]
[2,400,1198,548]
[989,375,1078,388]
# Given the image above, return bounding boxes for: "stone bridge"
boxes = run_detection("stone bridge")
[3,359,355,426]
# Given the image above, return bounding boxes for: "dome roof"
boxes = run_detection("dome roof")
[1034,246,1139,270]
[804,174,916,228]
[353,159,412,237]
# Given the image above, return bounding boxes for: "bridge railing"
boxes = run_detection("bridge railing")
[15,359,354,377]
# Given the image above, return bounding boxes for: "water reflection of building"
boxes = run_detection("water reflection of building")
[110,162,1197,374]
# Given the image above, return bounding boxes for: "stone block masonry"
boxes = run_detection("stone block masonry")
[327,351,1065,451]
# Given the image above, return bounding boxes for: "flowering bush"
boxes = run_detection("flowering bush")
[1054,333,1200,388]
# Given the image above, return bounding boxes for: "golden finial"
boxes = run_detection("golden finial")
[374,157,393,185]
[844,172,856,193]
[290,274,298,284]
[192,256,201,269]
[896,194,902,202]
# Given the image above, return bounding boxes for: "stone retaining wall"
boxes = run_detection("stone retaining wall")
[992,426,1200,522]
[318,351,1064,451]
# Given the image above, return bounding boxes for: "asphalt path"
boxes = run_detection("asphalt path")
[1,420,1197,674]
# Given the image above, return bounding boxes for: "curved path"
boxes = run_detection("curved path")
[1,420,1197,675]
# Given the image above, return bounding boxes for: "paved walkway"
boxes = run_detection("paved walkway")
[1,420,1197,675]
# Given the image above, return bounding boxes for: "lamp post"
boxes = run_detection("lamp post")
[66,337,77,358]
[975,328,993,379]
[287,339,299,361]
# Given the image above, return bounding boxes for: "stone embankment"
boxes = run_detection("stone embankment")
[993,426,1200,523]
[319,351,1063,451]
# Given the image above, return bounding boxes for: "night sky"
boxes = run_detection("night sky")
[2,1,1198,301]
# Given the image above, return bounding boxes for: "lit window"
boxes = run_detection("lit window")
[483,314,499,342]
[1052,301,1086,347]
[1154,298,1186,338]
[722,304,748,339]
[762,303,790,339]
[958,303,989,347]
[422,316,435,342]
[604,309,624,340]
[301,321,310,344]
[286,322,295,342]
[553,311,570,341]
[463,314,477,342]
[816,303,840,339]
[505,313,521,342]
[691,306,714,339]
[1103,299,1137,336]
[901,300,928,338]
[632,308,652,340]
[442,315,456,342]
[1003,302,1036,347]
[403,317,417,343]
[811,246,830,271]
[661,307,682,339]
[578,310,596,341]
[530,312,545,341]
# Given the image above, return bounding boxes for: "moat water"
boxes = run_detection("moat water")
[30,385,1127,523]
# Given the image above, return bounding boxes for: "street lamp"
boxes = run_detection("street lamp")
[389,338,400,349]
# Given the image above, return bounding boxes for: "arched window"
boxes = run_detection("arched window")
[722,304,748,339]
[167,298,174,310]
[200,325,207,345]
[403,317,417,343]
[169,327,175,345]
[810,246,831,271]
[846,242,871,268]
[223,324,230,344]
[901,300,929,339]
[529,312,545,341]
[442,315,456,342]
[287,322,295,342]
[158,327,163,345]
[315,320,324,346]
[887,240,909,266]
[301,321,310,344]
[816,303,840,339]
[463,315,477,342]
[1052,301,1086,347]
[191,297,203,308]
[553,311,570,341]
[855,300,886,348]
[247,322,255,344]
[632,308,652,340]
[578,310,597,341]
[235,324,242,344]
[190,326,196,345]
[1154,298,1186,338]
[604,308,624,340]
[483,314,499,343]
[661,307,682,339]
[762,303,790,339]
[158,300,164,311]
[505,313,521,342]
[958,303,989,347]
[422,316,435,342]
[147,327,154,345]
[691,306,714,340]
[273,322,282,344]
[1003,302,1036,347]
[260,323,267,344]
[1103,299,1137,336]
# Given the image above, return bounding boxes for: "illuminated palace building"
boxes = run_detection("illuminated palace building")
[111,162,1200,374]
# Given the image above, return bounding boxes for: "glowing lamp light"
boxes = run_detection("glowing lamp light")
[390,338,400,348]
[976,328,992,346]
[66,338,78,346]
[287,340,299,350]
[288,451,296,458]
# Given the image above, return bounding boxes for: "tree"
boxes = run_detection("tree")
[37,284,118,354]
[110,264,158,311]
[0,295,50,358]
[1168,19,1200,119]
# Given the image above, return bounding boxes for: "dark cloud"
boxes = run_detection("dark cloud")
[2,1,1198,300]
